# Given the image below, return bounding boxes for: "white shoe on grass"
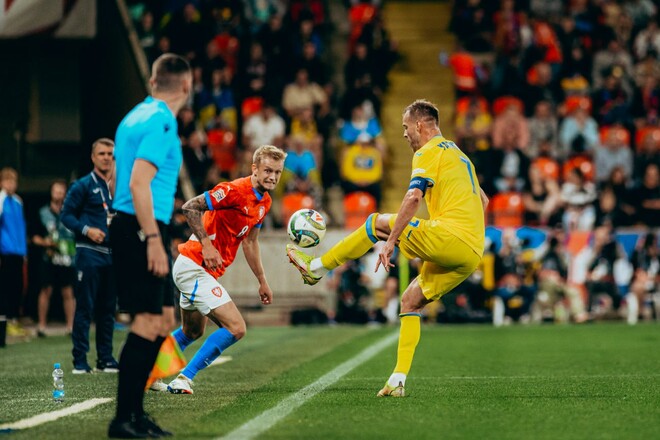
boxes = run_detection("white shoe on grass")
[168,374,194,394]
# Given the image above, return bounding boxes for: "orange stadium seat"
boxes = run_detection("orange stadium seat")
[282,192,315,226]
[634,126,660,152]
[599,125,631,146]
[492,96,524,116]
[241,96,264,119]
[343,191,376,230]
[562,155,595,181]
[489,192,524,227]
[531,157,560,180]
[455,96,489,115]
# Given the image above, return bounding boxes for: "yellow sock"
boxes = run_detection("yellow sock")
[393,314,421,376]
[320,213,379,270]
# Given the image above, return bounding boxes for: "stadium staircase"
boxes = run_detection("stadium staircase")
[380,0,455,214]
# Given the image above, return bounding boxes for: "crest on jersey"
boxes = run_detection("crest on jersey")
[211,287,223,298]
[211,188,228,202]
[259,206,265,219]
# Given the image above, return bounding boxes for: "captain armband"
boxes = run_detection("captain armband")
[408,176,429,196]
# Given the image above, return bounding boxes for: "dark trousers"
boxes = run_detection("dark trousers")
[0,254,24,319]
[72,264,117,367]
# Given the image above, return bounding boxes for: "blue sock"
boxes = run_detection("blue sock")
[181,328,237,380]
[172,327,195,352]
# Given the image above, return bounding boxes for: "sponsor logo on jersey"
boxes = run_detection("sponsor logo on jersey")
[211,287,223,298]
[212,188,227,202]
[411,168,426,176]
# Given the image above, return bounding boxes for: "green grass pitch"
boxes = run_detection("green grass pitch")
[1,323,659,439]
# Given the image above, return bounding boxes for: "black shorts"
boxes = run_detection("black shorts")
[40,263,77,289]
[109,212,173,315]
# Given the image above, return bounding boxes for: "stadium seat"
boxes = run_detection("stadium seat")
[531,157,560,180]
[282,192,315,226]
[343,191,376,230]
[492,96,524,116]
[455,96,488,115]
[634,126,660,152]
[241,96,264,119]
[562,155,595,181]
[489,192,524,227]
[599,125,631,146]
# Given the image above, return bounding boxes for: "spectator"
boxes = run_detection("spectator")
[591,38,634,92]
[493,131,530,192]
[136,10,157,64]
[241,101,286,175]
[0,167,28,344]
[290,105,324,167]
[177,106,197,141]
[560,168,597,231]
[33,180,76,337]
[491,102,530,151]
[533,235,588,323]
[279,134,323,207]
[183,130,213,193]
[594,184,630,228]
[527,100,558,158]
[339,102,386,154]
[632,163,660,227]
[591,68,631,126]
[296,40,329,89]
[339,137,383,207]
[522,165,561,227]
[454,96,493,152]
[629,233,660,321]
[633,17,660,60]
[558,106,599,159]
[633,131,660,184]
[240,41,268,98]
[60,138,119,374]
[522,62,564,116]
[630,74,660,129]
[594,127,633,183]
[282,67,328,118]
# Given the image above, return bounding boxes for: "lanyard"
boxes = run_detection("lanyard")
[90,172,112,215]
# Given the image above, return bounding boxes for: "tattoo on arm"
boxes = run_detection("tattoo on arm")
[182,195,209,241]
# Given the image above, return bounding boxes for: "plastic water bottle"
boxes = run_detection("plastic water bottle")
[52,363,64,403]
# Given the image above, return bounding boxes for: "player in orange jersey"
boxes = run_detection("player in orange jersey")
[152,145,286,394]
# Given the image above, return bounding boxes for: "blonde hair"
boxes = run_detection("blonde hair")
[92,137,114,152]
[253,145,287,166]
[0,167,18,181]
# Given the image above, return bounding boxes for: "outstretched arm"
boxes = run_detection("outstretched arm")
[376,187,423,272]
[242,226,272,305]
[182,194,223,270]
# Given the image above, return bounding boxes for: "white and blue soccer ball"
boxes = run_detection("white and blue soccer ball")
[287,209,326,248]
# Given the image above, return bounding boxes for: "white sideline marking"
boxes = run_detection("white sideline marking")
[218,332,398,440]
[0,398,112,431]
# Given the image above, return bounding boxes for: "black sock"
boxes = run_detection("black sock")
[133,336,166,417]
[116,333,158,421]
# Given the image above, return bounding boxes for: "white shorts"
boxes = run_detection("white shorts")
[172,255,232,315]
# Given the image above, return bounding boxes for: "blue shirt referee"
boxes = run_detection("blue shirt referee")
[108,53,191,439]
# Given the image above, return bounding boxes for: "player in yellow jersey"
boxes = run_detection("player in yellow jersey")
[287,99,489,397]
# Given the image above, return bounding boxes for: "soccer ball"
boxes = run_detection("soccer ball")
[287,209,326,248]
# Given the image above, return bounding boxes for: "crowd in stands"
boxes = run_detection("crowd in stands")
[435,0,660,325]
[127,0,398,229]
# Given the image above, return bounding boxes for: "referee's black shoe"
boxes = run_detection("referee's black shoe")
[108,417,148,439]
[137,413,172,438]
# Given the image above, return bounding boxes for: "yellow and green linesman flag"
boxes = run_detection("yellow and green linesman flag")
[145,334,187,390]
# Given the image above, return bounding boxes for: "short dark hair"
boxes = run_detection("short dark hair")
[50,179,67,192]
[151,53,191,92]
[92,138,114,153]
[404,99,439,125]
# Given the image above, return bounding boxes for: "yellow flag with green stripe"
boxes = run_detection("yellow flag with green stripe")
[145,334,187,390]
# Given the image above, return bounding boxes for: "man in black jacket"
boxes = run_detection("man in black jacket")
[61,138,118,374]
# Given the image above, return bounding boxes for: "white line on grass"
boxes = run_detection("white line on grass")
[218,331,398,440]
[0,398,112,431]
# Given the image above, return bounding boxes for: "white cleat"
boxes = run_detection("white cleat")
[149,379,169,392]
[167,374,194,395]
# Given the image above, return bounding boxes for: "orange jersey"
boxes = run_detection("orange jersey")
[178,176,271,278]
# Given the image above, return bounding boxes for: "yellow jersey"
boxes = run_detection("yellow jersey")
[411,135,484,255]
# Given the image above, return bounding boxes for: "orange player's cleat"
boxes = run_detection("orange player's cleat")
[377,381,405,397]
[286,244,322,285]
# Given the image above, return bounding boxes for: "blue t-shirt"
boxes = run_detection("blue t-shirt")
[113,96,182,224]
[284,151,317,179]
[0,189,27,256]
[339,118,382,144]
